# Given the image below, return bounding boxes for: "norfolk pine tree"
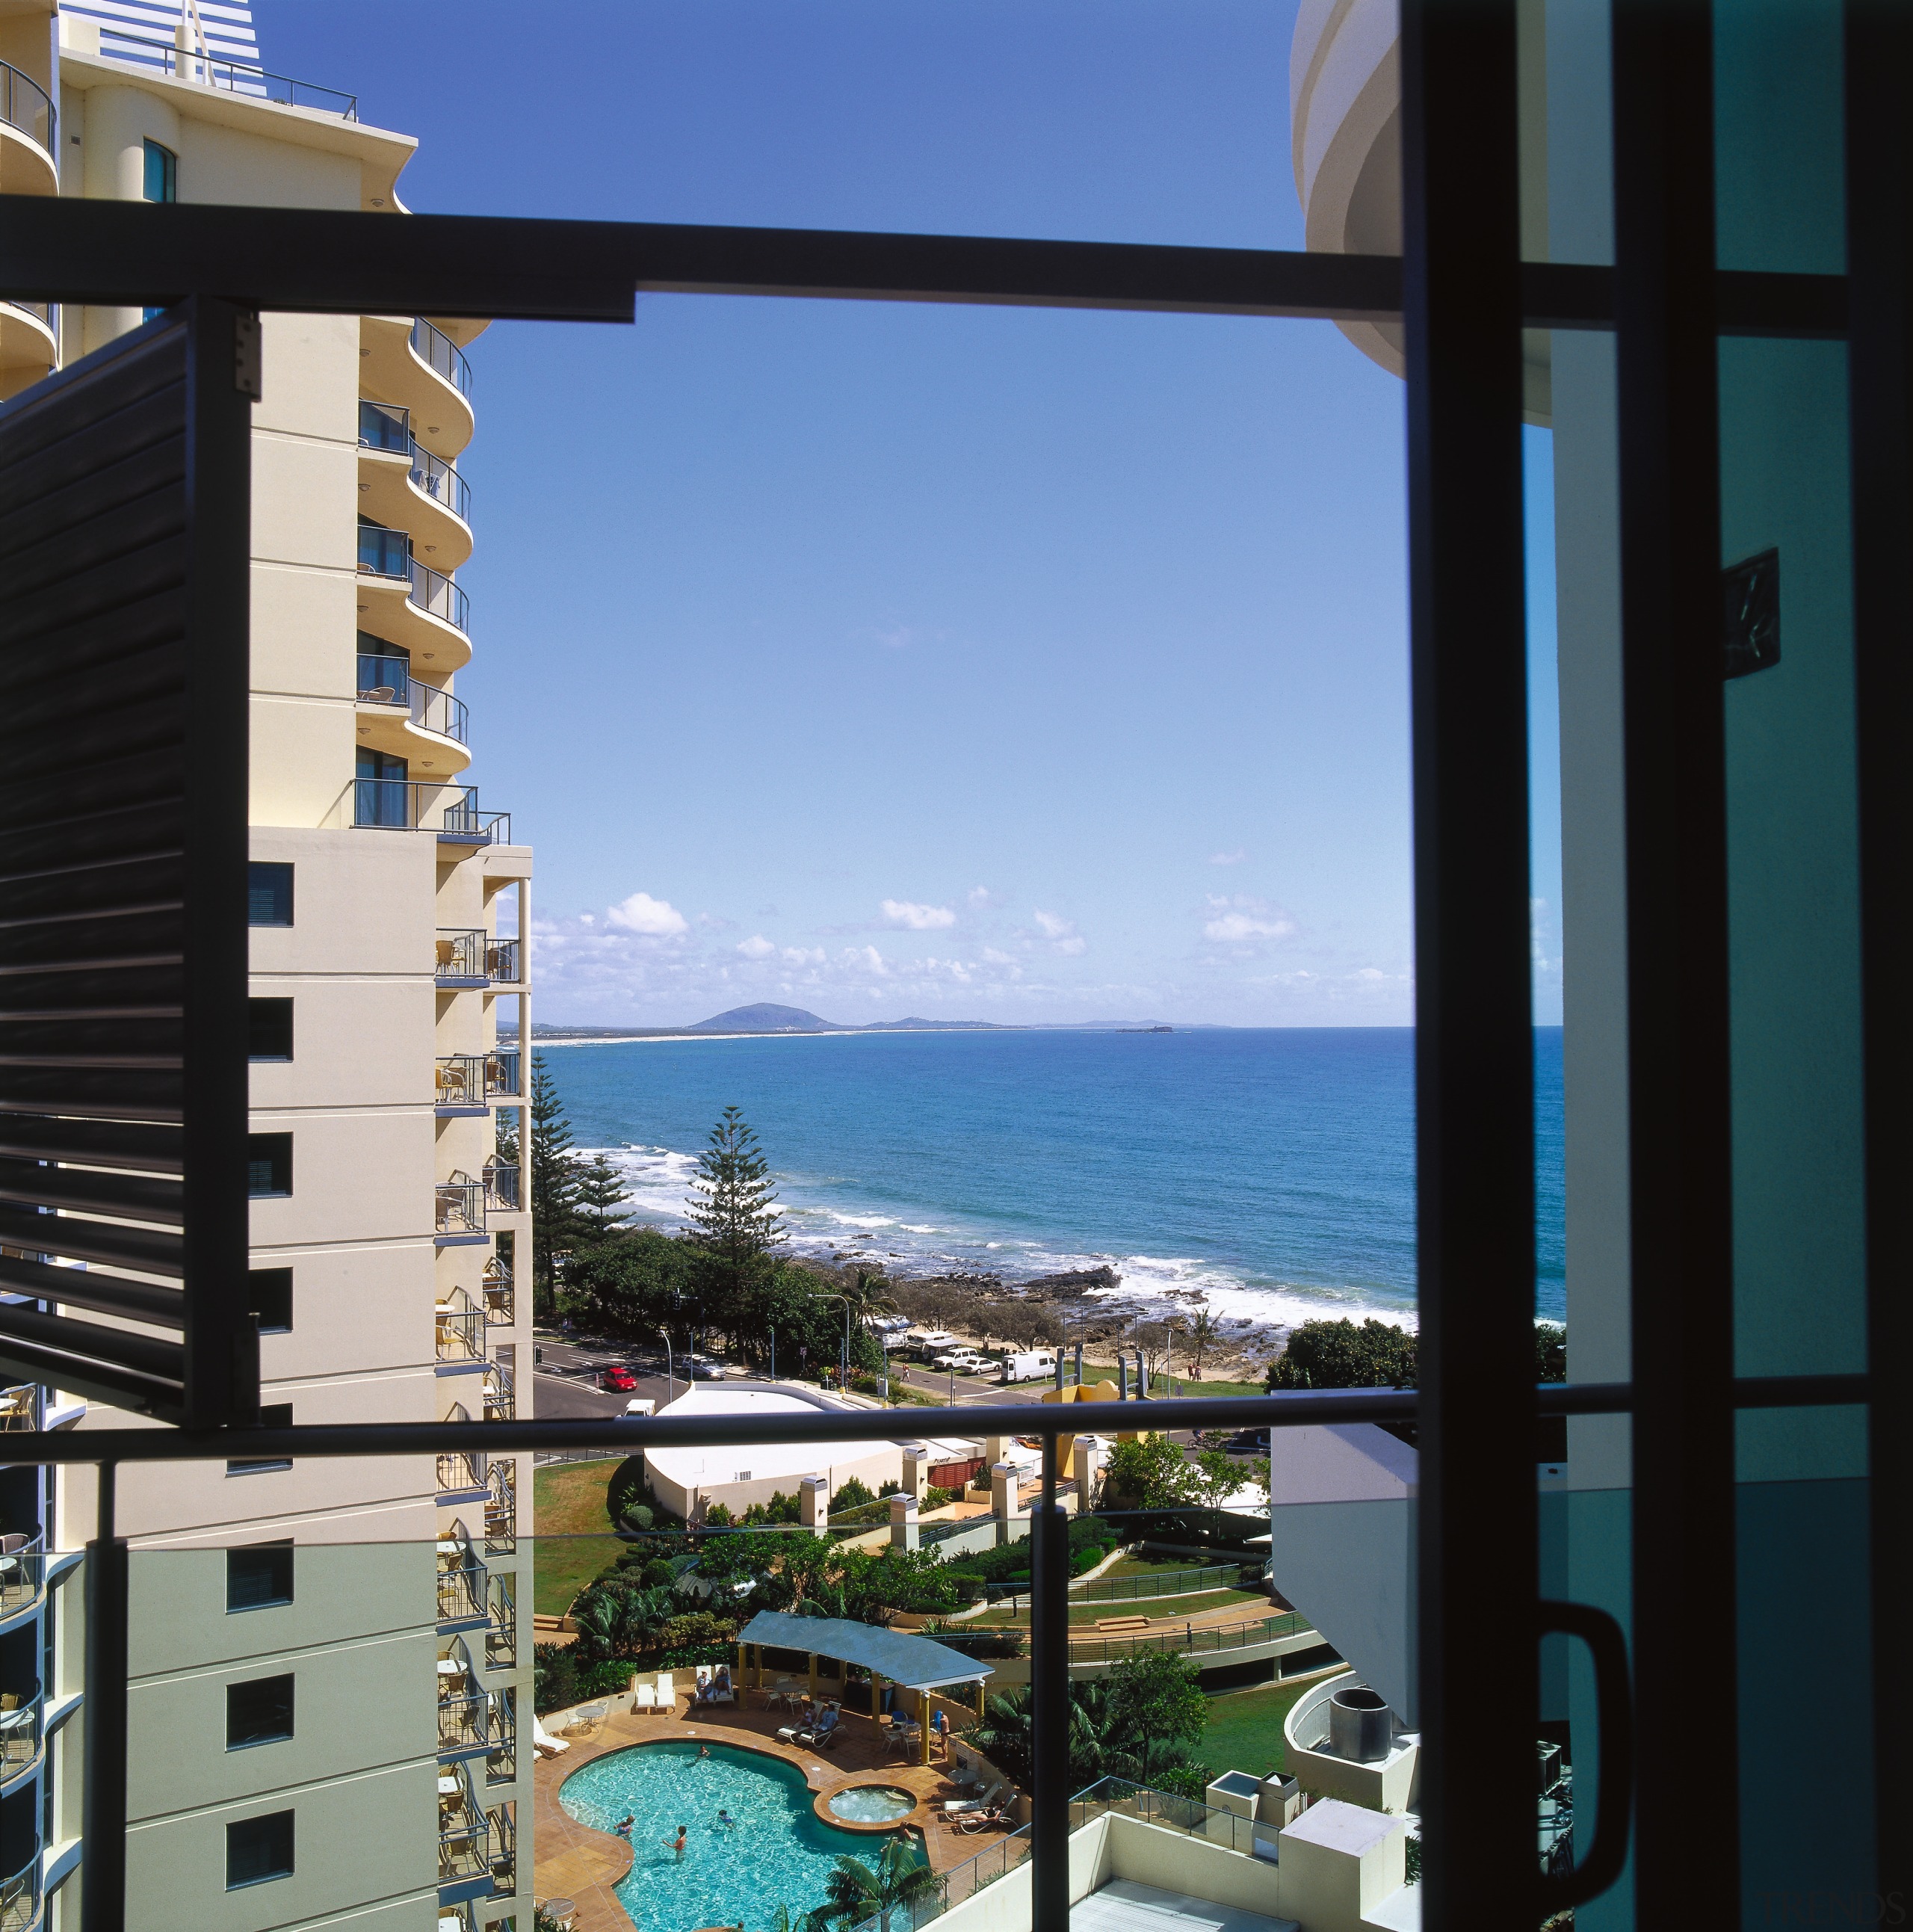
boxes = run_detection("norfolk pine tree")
[529,1052,584,1312]
[683,1105,785,1334]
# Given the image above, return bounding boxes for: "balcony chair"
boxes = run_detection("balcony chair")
[359,685,398,703]
[436,938,459,971]
[437,1064,469,1102]
[0,1388,32,1430]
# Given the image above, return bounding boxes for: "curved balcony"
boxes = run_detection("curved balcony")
[0,1849,39,1932]
[358,401,472,570]
[0,301,55,399]
[359,314,474,460]
[354,651,472,777]
[0,62,56,197]
[485,1571,516,1670]
[355,522,471,671]
[0,1686,41,1793]
[0,1534,43,1634]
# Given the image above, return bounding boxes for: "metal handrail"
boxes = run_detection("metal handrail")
[484,1458,516,1552]
[486,1573,517,1668]
[434,930,520,982]
[409,555,470,635]
[352,780,509,844]
[487,1803,516,1889]
[436,1176,485,1238]
[0,1685,42,1779]
[0,1532,45,1621]
[411,317,473,399]
[359,400,472,522]
[438,1689,488,1754]
[357,521,408,579]
[1072,1561,1250,1604]
[483,1162,519,1212]
[1063,1609,1308,1664]
[436,1289,484,1364]
[97,31,356,117]
[437,1764,489,1880]
[0,59,54,152]
[437,1448,486,1493]
[486,1690,517,1781]
[437,1524,486,1626]
[482,1363,514,1425]
[482,1257,514,1327]
[356,657,469,744]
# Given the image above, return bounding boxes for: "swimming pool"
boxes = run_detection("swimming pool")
[559,1741,923,1932]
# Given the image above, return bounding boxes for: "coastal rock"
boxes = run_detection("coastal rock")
[1022,1265,1122,1297]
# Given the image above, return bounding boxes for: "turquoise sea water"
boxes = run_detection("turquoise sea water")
[558,1741,909,1932]
[542,1026,1566,1333]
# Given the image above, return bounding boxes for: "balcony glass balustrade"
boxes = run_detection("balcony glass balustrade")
[409,555,470,636]
[482,1365,514,1426]
[0,1851,37,1932]
[436,1762,489,1890]
[411,318,473,399]
[436,1052,520,1105]
[0,60,54,152]
[359,399,472,522]
[356,655,469,744]
[436,1176,484,1240]
[0,1532,44,1623]
[486,1688,516,1783]
[352,779,510,844]
[356,520,408,580]
[486,1572,516,1669]
[0,1685,41,1783]
[436,1522,486,1629]
[483,1161,519,1212]
[481,1256,513,1326]
[436,1448,487,1496]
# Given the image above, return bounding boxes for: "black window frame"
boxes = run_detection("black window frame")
[225,1673,294,1751]
[225,1809,294,1890]
[226,1540,294,1613]
[248,862,294,926]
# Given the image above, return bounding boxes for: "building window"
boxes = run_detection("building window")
[142,138,176,203]
[226,1810,294,1889]
[248,1268,292,1336]
[248,999,293,1062]
[226,1540,294,1612]
[227,1403,293,1475]
[226,1673,294,1750]
[247,1134,291,1198]
[248,862,293,926]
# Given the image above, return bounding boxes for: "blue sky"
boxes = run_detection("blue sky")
[258,1,1562,1029]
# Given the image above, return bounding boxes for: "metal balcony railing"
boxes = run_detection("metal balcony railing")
[484,1458,516,1554]
[435,1055,516,1106]
[352,779,509,844]
[0,1685,41,1780]
[487,1803,516,1892]
[437,1448,487,1495]
[486,1572,516,1670]
[0,1533,44,1623]
[437,1524,486,1627]
[356,655,469,744]
[481,1362,515,1425]
[412,318,473,399]
[483,1161,519,1212]
[99,31,356,117]
[439,1689,487,1756]
[436,1289,484,1365]
[486,1688,516,1783]
[482,1256,514,1326]
[0,59,54,152]
[409,555,470,635]
[437,1764,489,1886]
[0,1386,40,1433]
[436,1174,484,1238]
[0,1851,38,1932]
[434,930,520,984]
[359,399,473,522]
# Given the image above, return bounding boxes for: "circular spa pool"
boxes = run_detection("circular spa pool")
[559,1741,924,1932]
[828,1786,915,1824]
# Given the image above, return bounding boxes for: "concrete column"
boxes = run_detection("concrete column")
[808,1652,818,1700]
[888,1493,919,1552]
[982,1434,1011,1468]
[990,1462,1021,1543]
[799,1475,829,1529]
[920,1694,932,1766]
[901,1442,930,1501]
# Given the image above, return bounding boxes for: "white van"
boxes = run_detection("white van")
[999,1350,1058,1384]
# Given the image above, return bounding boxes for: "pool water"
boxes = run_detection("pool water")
[829,1787,915,1824]
[559,1741,922,1932]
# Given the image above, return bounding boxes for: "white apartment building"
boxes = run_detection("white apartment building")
[2,4,536,1925]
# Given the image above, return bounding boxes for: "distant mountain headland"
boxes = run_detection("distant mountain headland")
[528,1004,1008,1040]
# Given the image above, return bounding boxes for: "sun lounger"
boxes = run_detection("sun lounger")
[531,1713,571,1758]
[945,1780,1005,1816]
[655,1672,676,1709]
[633,1685,656,1712]
[955,1799,1016,1834]
[794,1706,841,1747]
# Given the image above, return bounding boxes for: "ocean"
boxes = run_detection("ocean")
[541,1025,1568,1342]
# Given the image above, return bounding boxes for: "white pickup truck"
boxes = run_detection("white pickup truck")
[932,1348,989,1375]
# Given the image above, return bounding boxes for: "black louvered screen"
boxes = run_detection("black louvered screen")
[0,298,257,1425]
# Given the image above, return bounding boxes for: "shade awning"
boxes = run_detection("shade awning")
[737,1611,993,1689]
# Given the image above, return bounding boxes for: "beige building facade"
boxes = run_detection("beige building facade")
[2,7,535,1925]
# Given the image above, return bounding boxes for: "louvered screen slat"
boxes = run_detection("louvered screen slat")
[0,301,256,1423]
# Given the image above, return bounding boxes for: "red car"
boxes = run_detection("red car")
[601,1364,638,1393]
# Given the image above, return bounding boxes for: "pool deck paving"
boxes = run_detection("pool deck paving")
[533,1688,999,1932]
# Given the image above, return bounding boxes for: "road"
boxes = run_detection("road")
[528,1330,1209,1444]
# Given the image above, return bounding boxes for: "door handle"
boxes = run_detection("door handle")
[1536,1599,1634,1910]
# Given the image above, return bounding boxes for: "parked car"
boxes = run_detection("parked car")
[933,1349,989,1374]
[600,1364,638,1393]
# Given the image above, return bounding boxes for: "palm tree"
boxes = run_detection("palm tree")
[772,1905,829,1932]
[821,1841,939,1932]
[1184,1305,1218,1380]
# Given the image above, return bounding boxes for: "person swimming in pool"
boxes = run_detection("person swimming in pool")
[667,1825,688,1858]
[715,1808,736,1830]
[698,1744,712,1760]
[614,1815,634,1841]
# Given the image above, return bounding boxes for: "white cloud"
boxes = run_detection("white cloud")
[1032,910,1073,939]
[736,934,776,959]
[1053,935,1087,955]
[1208,850,1247,867]
[982,946,1018,966]
[606,892,688,937]
[967,886,996,908]
[1201,895,1297,945]
[844,945,890,976]
[782,945,826,966]
[881,898,956,930]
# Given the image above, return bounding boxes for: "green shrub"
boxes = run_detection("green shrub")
[922,1485,957,1510]
[605,1456,651,1525]
[878,1478,903,1496]
[659,1611,738,1652]
[704,1502,735,1526]
[640,1558,677,1590]
[619,1502,655,1534]
[575,1657,643,1700]
[831,1476,876,1514]
[533,1644,579,1715]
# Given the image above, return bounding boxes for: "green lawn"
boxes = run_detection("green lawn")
[971,1587,1264,1628]
[531,1458,627,1617]
[1201,1678,1311,1780]
[1077,1369,1268,1399]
